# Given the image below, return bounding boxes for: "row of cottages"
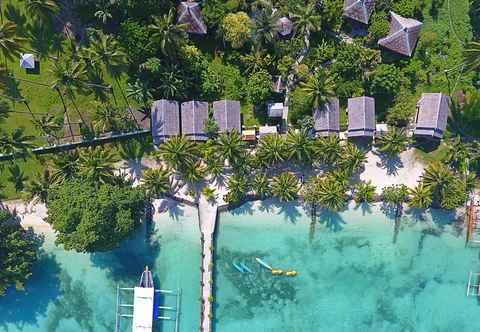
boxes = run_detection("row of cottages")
[151,100,241,145]
[343,1,423,57]
[313,93,449,139]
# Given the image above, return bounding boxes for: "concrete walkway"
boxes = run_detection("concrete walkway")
[198,194,218,332]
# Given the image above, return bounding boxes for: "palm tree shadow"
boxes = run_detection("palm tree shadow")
[5,76,23,100]
[374,151,404,176]
[5,5,27,36]
[258,198,276,213]
[27,21,62,59]
[156,199,184,221]
[318,208,346,232]
[380,202,397,219]
[275,200,301,224]
[231,201,254,216]
[353,202,372,216]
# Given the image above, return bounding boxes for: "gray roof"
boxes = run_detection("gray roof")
[268,102,284,117]
[343,0,375,24]
[212,100,241,133]
[413,93,450,139]
[378,12,422,57]
[177,1,207,34]
[313,98,340,137]
[276,17,293,36]
[181,100,208,141]
[347,96,376,137]
[151,100,180,145]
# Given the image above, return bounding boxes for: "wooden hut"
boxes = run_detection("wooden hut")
[347,96,375,138]
[212,100,241,133]
[313,98,340,137]
[413,93,450,139]
[177,1,207,34]
[343,0,375,24]
[151,100,180,145]
[378,12,422,57]
[181,100,209,141]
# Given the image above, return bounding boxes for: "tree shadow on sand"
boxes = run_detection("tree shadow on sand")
[156,199,185,221]
[374,151,404,176]
[0,249,62,330]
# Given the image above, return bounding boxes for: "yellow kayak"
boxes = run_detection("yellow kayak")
[286,271,297,277]
[271,269,284,275]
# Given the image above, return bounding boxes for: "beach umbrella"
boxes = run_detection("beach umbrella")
[20,53,35,69]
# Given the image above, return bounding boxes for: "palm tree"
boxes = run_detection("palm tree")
[118,138,148,182]
[444,136,469,172]
[50,60,89,126]
[50,150,79,183]
[25,0,59,22]
[299,71,336,110]
[182,161,204,185]
[339,142,366,175]
[375,127,409,157]
[316,175,348,211]
[87,31,136,123]
[286,128,313,165]
[0,128,35,157]
[149,9,187,57]
[252,173,270,198]
[225,173,249,204]
[77,147,117,184]
[141,168,170,198]
[156,135,198,172]
[409,183,432,209]
[256,134,287,167]
[0,21,26,66]
[24,169,53,204]
[94,8,112,25]
[252,7,279,48]
[7,163,27,192]
[216,130,246,167]
[421,162,455,204]
[353,181,376,203]
[292,3,321,38]
[271,172,299,202]
[35,114,61,143]
[126,79,153,111]
[313,135,342,164]
[464,41,480,70]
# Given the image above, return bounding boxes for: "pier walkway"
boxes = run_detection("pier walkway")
[198,195,218,332]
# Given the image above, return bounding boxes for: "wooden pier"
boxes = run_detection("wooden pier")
[466,199,480,245]
[198,195,218,332]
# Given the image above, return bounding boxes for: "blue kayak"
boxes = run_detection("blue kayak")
[240,263,252,273]
[233,262,245,273]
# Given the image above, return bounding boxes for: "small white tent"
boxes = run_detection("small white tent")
[20,54,35,69]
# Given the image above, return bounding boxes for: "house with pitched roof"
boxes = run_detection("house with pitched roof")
[347,96,376,138]
[313,98,340,137]
[378,12,422,57]
[181,100,209,141]
[212,100,241,133]
[177,1,207,34]
[413,93,450,139]
[343,0,375,24]
[151,100,180,145]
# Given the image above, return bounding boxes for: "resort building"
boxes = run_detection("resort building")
[212,100,241,133]
[413,93,450,139]
[151,100,180,145]
[347,96,376,138]
[343,0,375,24]
[177,1,207,34]
[259,125,278,137]
[276,17,293,37]
[378,12,422,57]
[267,102,284,118]
[313,98,340,137]
[181,100,209,141]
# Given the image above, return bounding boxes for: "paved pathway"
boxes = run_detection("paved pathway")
[198,195,218,332]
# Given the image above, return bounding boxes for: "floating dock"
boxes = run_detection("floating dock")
[467,272,480,297]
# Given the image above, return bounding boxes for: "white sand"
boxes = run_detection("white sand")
[359,148,425,194]
[1,201,53,234]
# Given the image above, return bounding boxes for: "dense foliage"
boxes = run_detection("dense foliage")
[0,210,38,295]
[47,180,145,252]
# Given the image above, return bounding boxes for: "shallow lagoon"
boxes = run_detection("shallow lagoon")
[1,200,479,332]
[0,202,201,332]
[214,201,480,332]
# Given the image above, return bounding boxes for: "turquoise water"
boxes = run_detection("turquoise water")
[0,202,200,332]
[1,200,479,332]
[214,201,480,332]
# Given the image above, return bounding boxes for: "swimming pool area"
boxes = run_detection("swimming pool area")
[1,199,479,332]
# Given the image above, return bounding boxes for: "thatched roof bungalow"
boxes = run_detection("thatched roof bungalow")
[413,93,450,139]
[151,100,180,145]
[181,100,209,141]
[212,100,241,133]
[177,1,207,34]
[347,96,375,138]
[378,12,422,57]
[343,0,375,24]
[313,98,340,137]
